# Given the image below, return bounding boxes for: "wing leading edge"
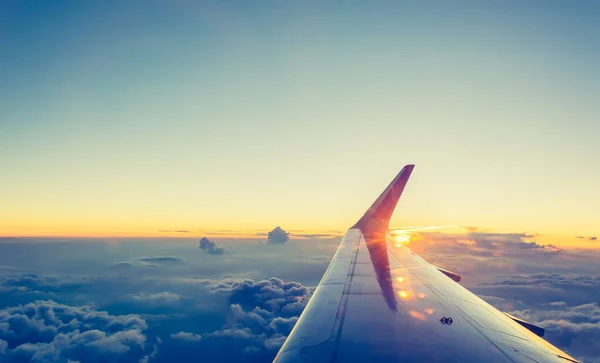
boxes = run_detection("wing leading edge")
[274,165,579,363]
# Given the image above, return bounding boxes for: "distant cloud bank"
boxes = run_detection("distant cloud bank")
[576,235,597,241]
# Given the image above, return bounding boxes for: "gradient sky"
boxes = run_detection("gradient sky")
[1,1,599,244]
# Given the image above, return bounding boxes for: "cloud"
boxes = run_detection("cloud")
[199,237,225,255]
[132,292,182,305]
[139,337,160,363]
[406,231,600,362]
[490,273,600,289]
[171,331,202,342]
[575,235,597,241]
[138,256,185,263]
[290,233,341,239]
[0,300,150,362]
[1,236,598,362]
[111,256,184,270]
[0,275,100,306]
[267,227,289,244]
[199,277,311,352]
[508,302,600,362]
[113,261,159,269]
[408,230,564,261]
[259,229,342,240]
[1,274,94,293]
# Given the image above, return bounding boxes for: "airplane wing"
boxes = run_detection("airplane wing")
[274,165,579,363]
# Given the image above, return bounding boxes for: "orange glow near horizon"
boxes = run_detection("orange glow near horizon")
[0,226,340,240]
[0,225,598,249]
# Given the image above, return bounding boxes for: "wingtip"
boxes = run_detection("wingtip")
[355,164,415,232]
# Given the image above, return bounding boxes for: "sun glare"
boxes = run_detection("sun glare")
[394,234,410,244]
[390,225,459,246]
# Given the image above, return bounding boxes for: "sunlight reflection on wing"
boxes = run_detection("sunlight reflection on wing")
[409,310,427,321]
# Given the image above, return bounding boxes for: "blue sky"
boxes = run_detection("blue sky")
[1,1,599,242]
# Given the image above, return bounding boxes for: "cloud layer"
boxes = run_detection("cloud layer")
[0,234,598,362]
[0,300,150,362]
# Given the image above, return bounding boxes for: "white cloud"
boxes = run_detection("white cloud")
[132,292,182,305]
[0,300,149,362]
[171,331,203,342]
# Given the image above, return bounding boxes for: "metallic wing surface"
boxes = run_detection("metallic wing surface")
[274,165,579,363]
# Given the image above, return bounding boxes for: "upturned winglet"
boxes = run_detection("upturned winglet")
[354,165,414,232]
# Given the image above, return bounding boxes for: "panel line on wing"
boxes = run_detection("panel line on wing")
[329,231,364,362]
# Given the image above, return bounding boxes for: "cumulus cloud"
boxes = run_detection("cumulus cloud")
[171,331,202,342]
[262,229,342,240]
[200,277,311,352]
[508,302,600,362]
[267,227,289,244]
[199,237,225,255]
[0,300,151,362]
[139,337,160,363]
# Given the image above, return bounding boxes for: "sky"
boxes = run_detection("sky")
[0,233,599,362]
[2,4,599,361]
[1,1,600,246]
